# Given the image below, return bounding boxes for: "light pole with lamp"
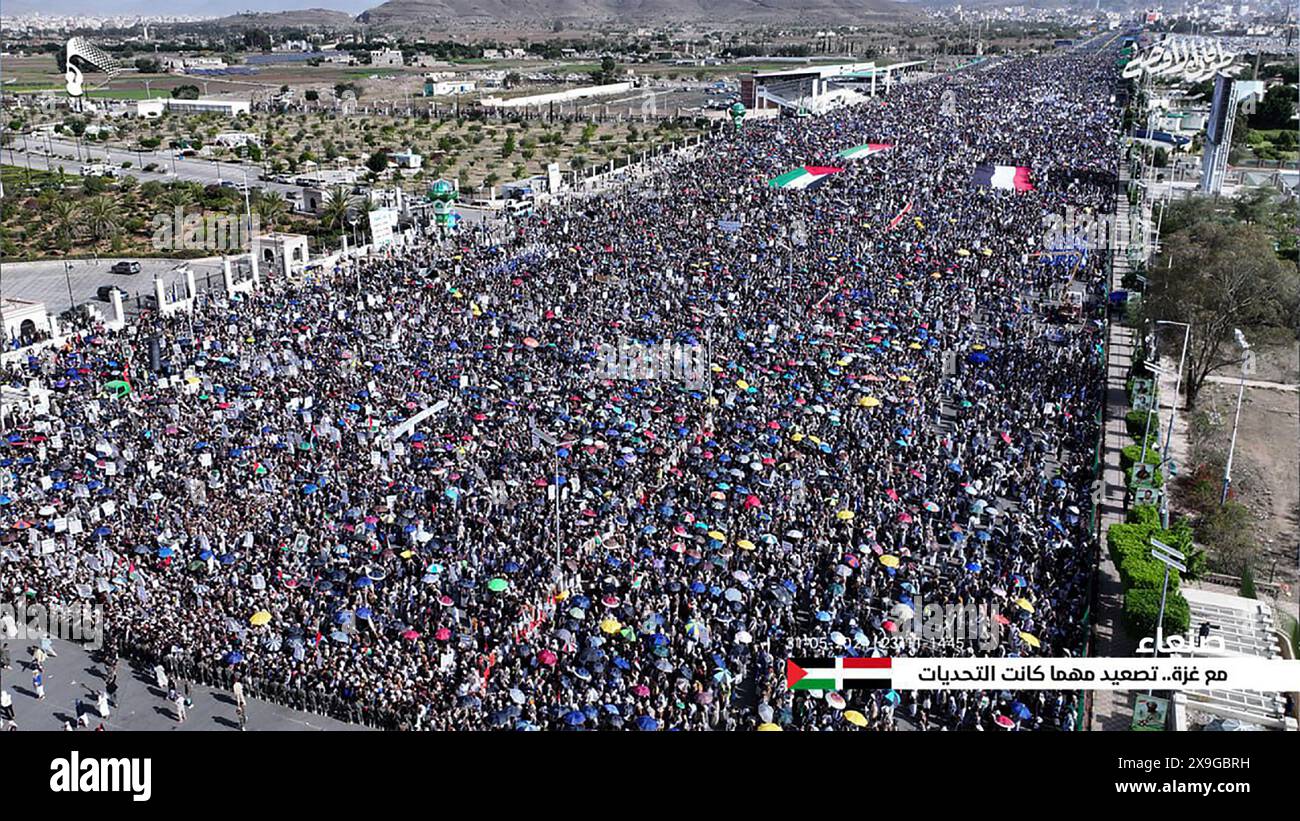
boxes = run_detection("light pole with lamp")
[534,428,577,574]
[1221,328,1251,505]
[1153,319,1190,526]
[1148,536,1187,690]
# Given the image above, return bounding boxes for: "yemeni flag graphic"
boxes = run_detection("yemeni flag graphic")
[837,143,893,160]
[768,165,844,191]
[972,164,1034,192]
[786,657,893,691]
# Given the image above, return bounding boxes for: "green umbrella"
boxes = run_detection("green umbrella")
[104,380,131,397]
[488,578,508,592]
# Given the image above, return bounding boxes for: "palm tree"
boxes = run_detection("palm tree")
[255,190,287,229]
[159,187,193,211]
[83,196,121,247]
[320,185,355,233]
[49,199,80,252]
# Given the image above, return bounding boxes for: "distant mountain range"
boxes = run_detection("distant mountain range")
[5,0,922,27]
[215,8,359,27]
[357,0,919,27]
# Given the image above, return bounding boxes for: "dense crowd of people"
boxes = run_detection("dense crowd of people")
[0,37,1122,731]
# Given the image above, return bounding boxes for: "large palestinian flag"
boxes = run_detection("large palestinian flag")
[973,164,1034,192]
[786,657,894,690]
[768,165,843,191]
[837,143,893,160]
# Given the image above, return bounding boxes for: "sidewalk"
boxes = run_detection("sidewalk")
[1088,168,1146,731]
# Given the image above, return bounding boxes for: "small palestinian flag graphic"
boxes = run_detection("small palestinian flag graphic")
[836,143,893,160]
[786,657,893,691]
[972,164,1034,192]
[767,165,844,191]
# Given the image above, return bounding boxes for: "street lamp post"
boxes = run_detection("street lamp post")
[63,260,76,311]
[1154,320,1190,528]
[1221,329,1251,505]
[1149,537,1187,696]
[535,428,576,574]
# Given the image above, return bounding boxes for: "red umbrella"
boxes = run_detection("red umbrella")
[995,715,1015,729]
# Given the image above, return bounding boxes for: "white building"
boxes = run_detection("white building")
[214,131,259,148]
[369,49,404,68]
[389,151,422,170]
[430,80,476,96]
[0,297,49,345]
[253,233,310,275]
[136,97,251,118]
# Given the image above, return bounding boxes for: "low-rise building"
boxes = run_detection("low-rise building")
[136,97,252,118]
[369,49,404,68]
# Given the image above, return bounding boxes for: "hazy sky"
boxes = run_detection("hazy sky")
[3,0,372,16]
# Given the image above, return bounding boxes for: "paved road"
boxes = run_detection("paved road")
[1,257,229,316]
[0,636,364,731]
[2,136,298,196]
[1204,373,1300,393]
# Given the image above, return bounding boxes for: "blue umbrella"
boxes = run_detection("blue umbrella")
[225,651,244,664]
[563,710,586,726]
[636,715,660,731]
[965,562,982,572]
[158,547,175,558]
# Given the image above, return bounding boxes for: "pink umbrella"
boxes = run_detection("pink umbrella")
[539,649,558,666]
[435,627,451,640]
[523,337,540,348]
[438,595,453,606]
[633,684,650,697]
[402,630,421,641]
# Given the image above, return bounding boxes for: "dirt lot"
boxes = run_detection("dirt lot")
[1186,339,1300,607]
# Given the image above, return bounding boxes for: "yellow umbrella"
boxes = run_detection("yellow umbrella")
[791,432,806,442]
[757,723,783,732]
[737,539,756,551]
[250,611,272,627]
[836,510,855,521]
[710,364,724,373]
[972,344,986,351]
[897,375,911,383]
[843,710,868,728]
[1019,631,1041,649]
[736,379,750,390]
[880,555,900,568]
[601,618,621,634]
[1015,597,1035,613]
[707,530,726,541]
[981,247,993,256]
[857,396,881,408]
[399,549,415,559]
[555,590,569,602]
[908,342,922,349]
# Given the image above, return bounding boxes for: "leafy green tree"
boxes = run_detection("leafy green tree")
[1146,220,1299,406]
